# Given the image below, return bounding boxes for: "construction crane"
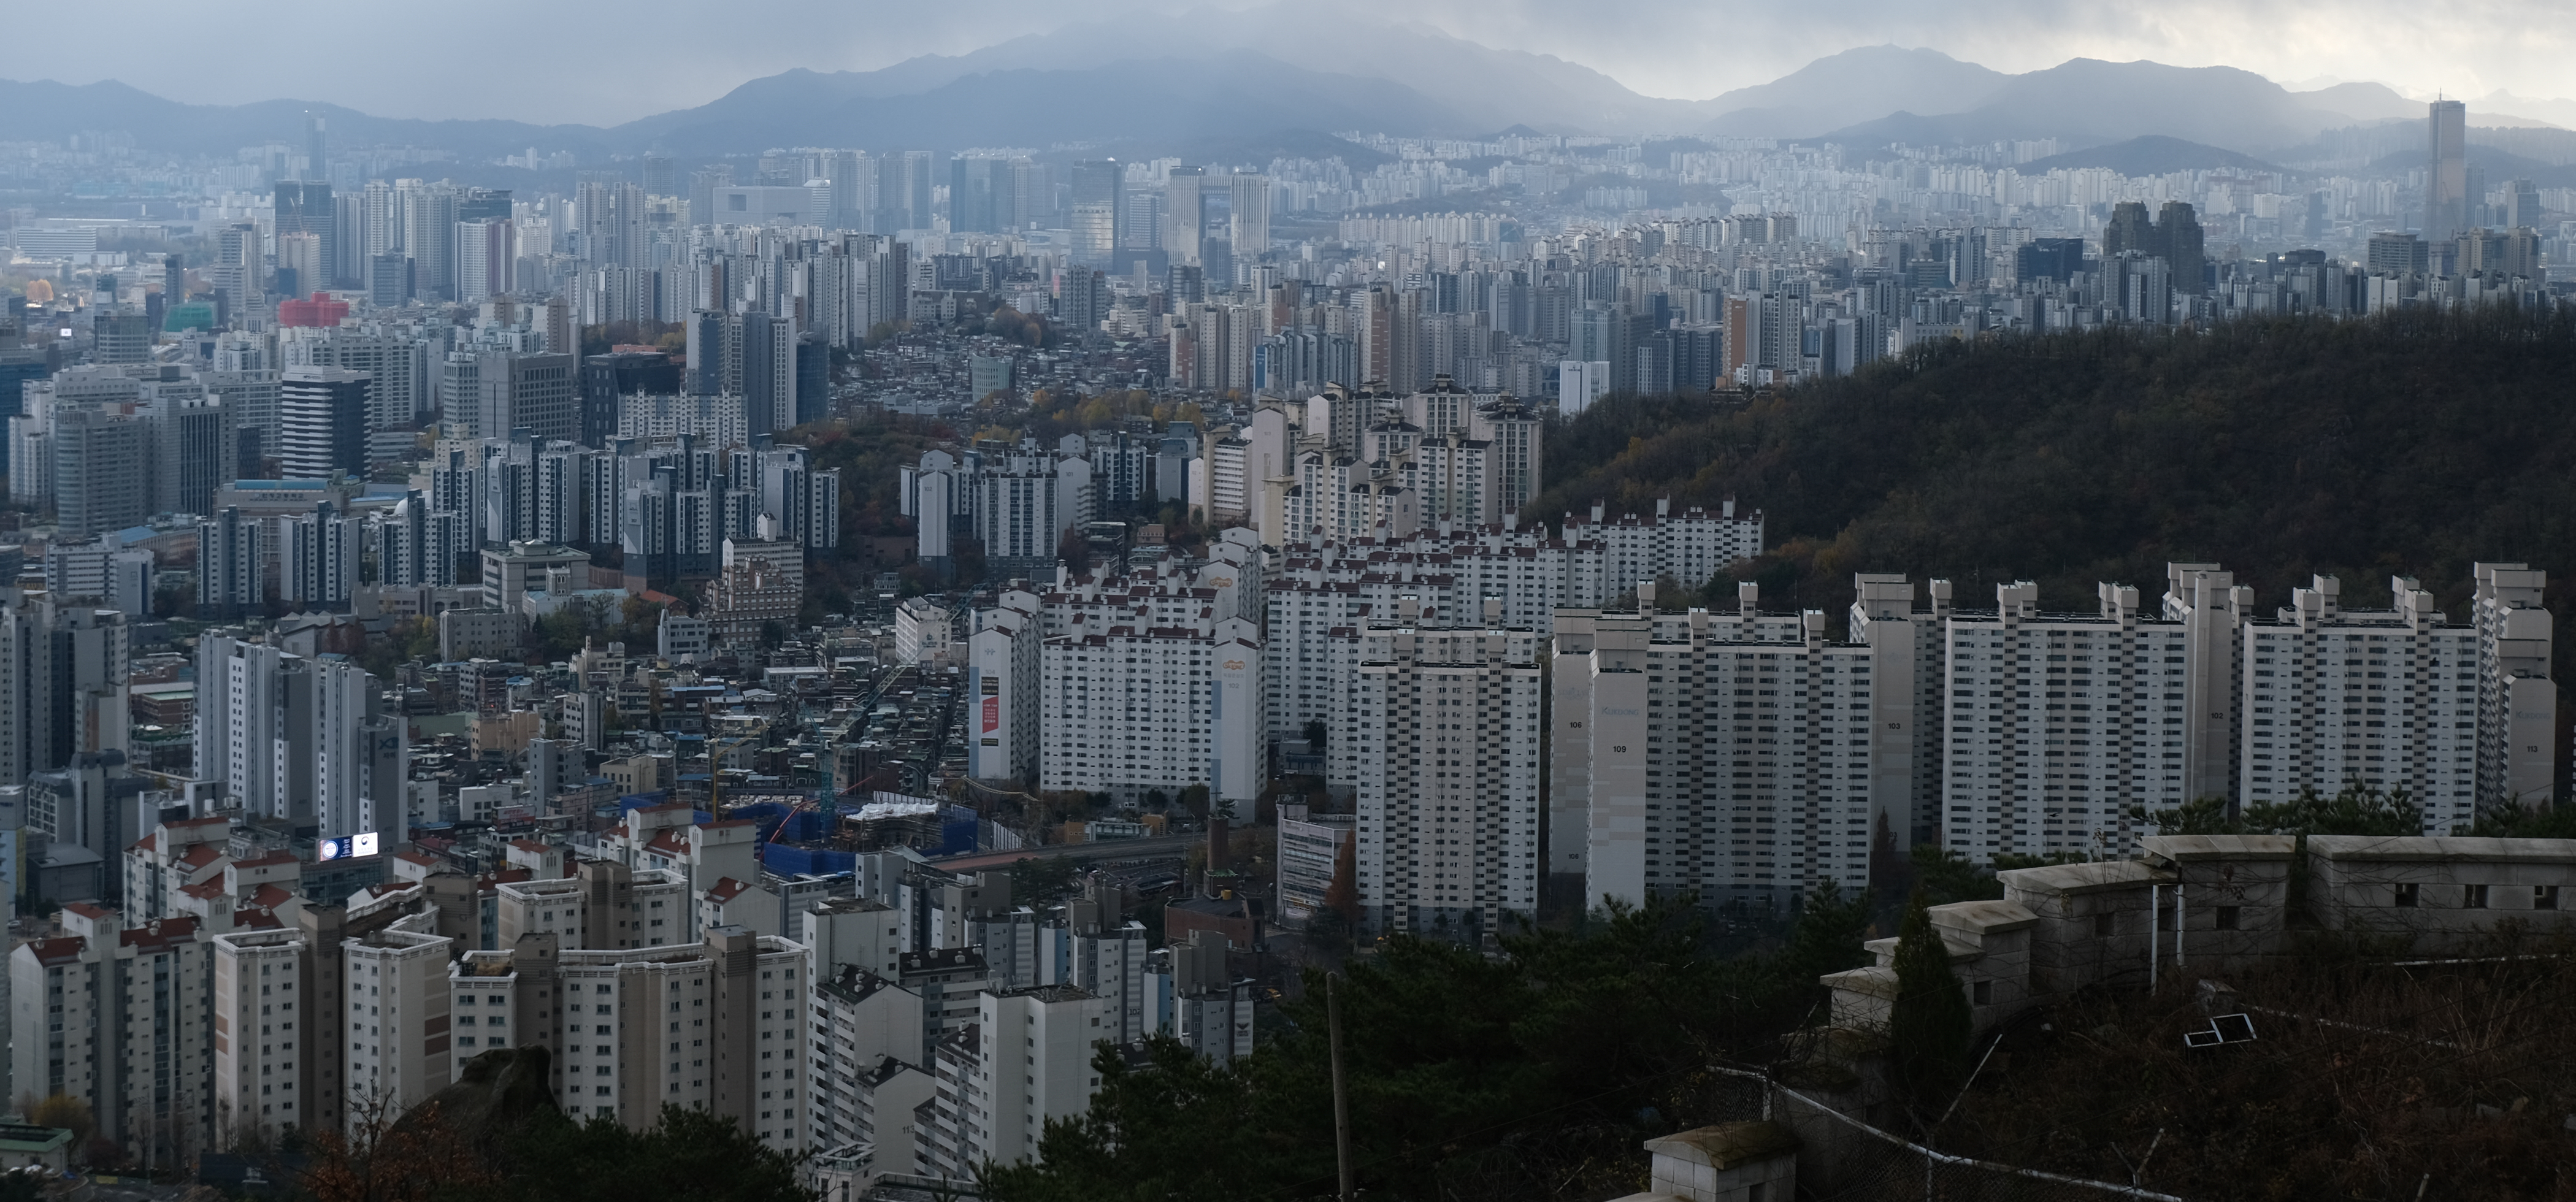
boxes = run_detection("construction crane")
[705,734,762,814]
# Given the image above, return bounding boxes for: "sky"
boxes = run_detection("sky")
[19,0,2576,126]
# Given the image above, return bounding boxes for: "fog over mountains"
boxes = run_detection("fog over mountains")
[0,9,2567,164]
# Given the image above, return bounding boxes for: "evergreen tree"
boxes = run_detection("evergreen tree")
[1888,887,1972,1109]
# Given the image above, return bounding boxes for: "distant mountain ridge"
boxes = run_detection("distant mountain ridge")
[0,12,2568,167]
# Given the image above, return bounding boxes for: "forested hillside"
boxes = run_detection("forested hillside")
[1538,308,2576,667]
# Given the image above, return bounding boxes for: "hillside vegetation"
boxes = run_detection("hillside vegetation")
[1538,307,2576,678]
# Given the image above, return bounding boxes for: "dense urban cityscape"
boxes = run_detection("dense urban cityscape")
[0,10,2574,1200]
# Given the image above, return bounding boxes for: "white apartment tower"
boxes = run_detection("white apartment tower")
[1347,622,1544,935]
[2237,576,2480,824]
[1038,618,1265,810]
[1554,590,1877,913]
[1939,582,2190,863]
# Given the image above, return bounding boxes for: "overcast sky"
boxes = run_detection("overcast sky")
[20,0,2575,125]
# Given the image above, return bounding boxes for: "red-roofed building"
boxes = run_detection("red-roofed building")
[277,291,350,328]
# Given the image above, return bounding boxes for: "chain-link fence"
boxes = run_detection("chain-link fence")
[1703,1066,2183,1202]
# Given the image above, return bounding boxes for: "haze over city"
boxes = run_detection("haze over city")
[0,2,2574,1200]
[18,1,2576,124]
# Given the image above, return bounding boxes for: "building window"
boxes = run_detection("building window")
[1971,980,1991,1005]
[2092,912,2113,937]
[2538,886,2561,911]
[2214,906,2240,931]
[2464,884,2489,909]
[2394,883,2418,908]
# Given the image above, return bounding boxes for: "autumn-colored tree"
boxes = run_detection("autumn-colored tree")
[299,1097,499,1202]
[22,1095,93,1157]
[1323,836,1362,924]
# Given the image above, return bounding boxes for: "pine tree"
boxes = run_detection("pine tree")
[1888,887,1972,1108]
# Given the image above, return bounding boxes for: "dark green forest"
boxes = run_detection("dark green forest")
[981,892,1870,1202]
[1535,307,2576,675]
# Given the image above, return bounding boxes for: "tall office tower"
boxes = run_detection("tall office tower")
[1122,189,1163,252]
[2158,201,2206,293]
[2428,99,2469,245]
[285,325,429,466]
[1347,621,1542,935]
[304,112,326,178]
[278,367,371,480]
[275,180,335,295]
[2472,562,2556,811]
[2103,201,2160,261]
[282,500,360,611]
[1228,173,1270,260]
[455,218,513,302]
[2508,178,2542,230]
[50,407,148,540]
[740,311,797,435]
[2366,231,2430,276]
[1069,161,1121,267]
[642,153,675,199]
[140,390,234,517]
[196,506,262,619]
[91,311,153,365]
[1165,166,1206,267]
[471,351,577,443]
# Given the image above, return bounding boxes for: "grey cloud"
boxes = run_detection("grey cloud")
[22,0,2576,125]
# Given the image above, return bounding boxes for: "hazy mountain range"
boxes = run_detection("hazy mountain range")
[1,10,2569,170]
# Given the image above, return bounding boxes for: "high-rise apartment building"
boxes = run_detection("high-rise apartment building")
[195,635,406,842]
[1347,622,1543,935]
[1553,596,1874,914]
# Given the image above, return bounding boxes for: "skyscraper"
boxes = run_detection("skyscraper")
[1165,166,1207,268]
[642,153,675,199]
[274,182,335,297]
[1069,161,1121,267]
[304,113,326,180]
[278,367,372,480]
[1228,173,1270,261]
[2427,99,2469,245]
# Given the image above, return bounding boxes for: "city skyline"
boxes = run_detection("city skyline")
[16,1,2576,128]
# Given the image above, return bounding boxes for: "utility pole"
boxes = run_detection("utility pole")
[1329,971,1354,1202]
